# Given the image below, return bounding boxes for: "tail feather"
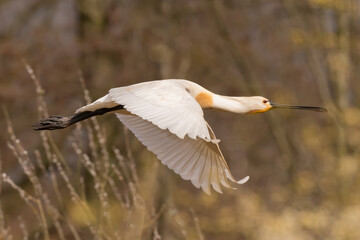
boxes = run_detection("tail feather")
[33,105,124,131]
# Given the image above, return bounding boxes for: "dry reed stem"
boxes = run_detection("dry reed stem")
[5,62,97,239]
[5,108,64,229]
[72,142,115,239]
[47,164,64,206]
[79,72,118,238]
[65,219,82,240]
[168,207,187,238]
[51,153,92,217]
[107,176,126,209]
[123,127,140,185]
[28,62,94,239]
[92,117,111,177]
[51,153,97,237]
[2,62,162,239]
[111,160,131,208]
[3,108,51,240]
[113,147,134,188]
[22,59,49,118]
[79,71,150,237]
[23,59,71,173]
[78,70,92,105]
[0,156,8,240]
[145,204,166,235]
[34,150,46,174]
[1,173,49,240]
[113,147,142,208]
[152,223,161,240]
[41,196,66,240]
[191,208,204,240]
[85,122,100,161]
[18,216,29,240]
[53,220,65,240]
[4,108,75,239]
[79,72,111,179]
[110,161,124,182]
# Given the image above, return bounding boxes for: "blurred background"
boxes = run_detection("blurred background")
[1,0,360,239]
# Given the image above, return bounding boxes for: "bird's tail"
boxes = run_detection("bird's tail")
[33,105,124,130]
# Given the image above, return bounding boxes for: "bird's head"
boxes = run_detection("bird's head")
[243,96,272,114]
[244,96,327,114]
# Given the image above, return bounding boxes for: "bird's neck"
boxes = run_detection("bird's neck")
[211,94,249,114]
[177,80,250,113]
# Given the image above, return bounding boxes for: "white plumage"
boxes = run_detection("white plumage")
[117,113,247,194]
[77,79,249,194]
[108,81,210,140]
[36,79,325,194]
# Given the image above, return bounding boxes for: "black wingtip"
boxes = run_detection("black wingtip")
[33,115,71,130]
[33,105,125,131]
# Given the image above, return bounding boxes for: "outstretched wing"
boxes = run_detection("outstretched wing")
[76,79,249,193]
[108,80,212,141]
[117,113,249,194]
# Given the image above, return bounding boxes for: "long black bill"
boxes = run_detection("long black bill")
[270,102,327,112]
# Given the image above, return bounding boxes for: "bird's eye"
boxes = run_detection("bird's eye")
[263,100,268,104]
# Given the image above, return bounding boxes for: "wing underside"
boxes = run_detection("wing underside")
[76,80,249,194]
[117,113,248,194]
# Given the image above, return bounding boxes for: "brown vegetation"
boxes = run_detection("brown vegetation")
[1,0,359,239]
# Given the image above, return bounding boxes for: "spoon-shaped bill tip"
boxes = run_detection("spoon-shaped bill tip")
[270,102,327,112]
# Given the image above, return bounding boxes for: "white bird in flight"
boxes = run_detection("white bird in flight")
[34,79,326,194]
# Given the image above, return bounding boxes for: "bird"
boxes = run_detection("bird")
[33,79,326,194]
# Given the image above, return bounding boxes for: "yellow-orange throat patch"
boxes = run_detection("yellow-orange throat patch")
[195,92,213,108]
[248,106,272,114]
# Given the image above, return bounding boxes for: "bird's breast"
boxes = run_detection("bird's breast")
[195,92,213,108]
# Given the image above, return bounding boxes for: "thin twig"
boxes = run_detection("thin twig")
[23,59,71,173]
[191,208,204,240]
